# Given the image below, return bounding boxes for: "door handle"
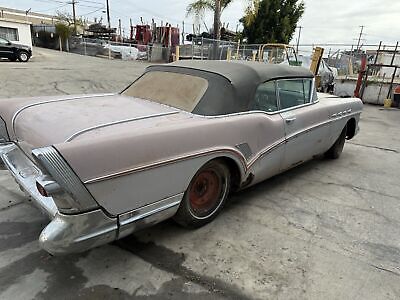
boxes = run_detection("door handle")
[285,117,296,124]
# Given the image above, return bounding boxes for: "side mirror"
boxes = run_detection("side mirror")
[7,42,11,45]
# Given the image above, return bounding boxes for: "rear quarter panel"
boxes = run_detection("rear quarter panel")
[55,112,285,216]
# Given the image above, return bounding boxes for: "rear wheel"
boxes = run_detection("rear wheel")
[17,51,30,62]
[325,125,347,159]
[173,160,230,228]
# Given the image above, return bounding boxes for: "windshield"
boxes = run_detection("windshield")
[0,37,10,44]
[122,71,209,112]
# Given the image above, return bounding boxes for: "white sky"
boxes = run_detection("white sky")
[2,0,399,49]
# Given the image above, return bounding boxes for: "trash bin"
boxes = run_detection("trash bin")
[393,85,400,108]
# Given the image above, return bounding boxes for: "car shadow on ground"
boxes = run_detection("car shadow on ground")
[0,155,332,299]
[108,156,331,298]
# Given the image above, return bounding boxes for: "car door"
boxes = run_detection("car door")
[278,78,330,170]
[0,37,13,59]
[248,80,286,184]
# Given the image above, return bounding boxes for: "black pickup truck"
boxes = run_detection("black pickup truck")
[0,37,32,62]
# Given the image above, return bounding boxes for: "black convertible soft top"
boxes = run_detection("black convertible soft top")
[146,60,314,116]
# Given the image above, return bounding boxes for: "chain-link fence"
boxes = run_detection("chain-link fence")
[178,38,300,65]
[32,32,173,63]
[32,31,399,82]
[68,37,172,62]
[180,38,267,61]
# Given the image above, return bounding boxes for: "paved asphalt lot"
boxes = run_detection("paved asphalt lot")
[0,48,399,300]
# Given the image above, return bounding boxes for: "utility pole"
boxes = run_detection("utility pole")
[72,0,77,34]
[106,0,111,29]
[129,18,132,40]
[118,18,122,42]
[296,26,302,53]
[356,25,364,52]
[182,21,185,44]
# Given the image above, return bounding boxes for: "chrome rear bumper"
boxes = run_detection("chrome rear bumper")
[0,143,117,255]
[0,143,58,217]
[0,143,182,255]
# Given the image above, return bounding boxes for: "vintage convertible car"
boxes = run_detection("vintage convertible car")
[0,61,362,255]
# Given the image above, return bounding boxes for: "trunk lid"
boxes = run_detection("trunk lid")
[0,94,184,150]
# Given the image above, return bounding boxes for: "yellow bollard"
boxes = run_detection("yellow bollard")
[384,98,392,108]
[175,45,180,61]
[226,48,232,61]
[236,40,240,59]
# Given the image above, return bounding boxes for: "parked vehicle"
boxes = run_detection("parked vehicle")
[0,61,363,255]
[0,37,32,62]
[281,55,338,93]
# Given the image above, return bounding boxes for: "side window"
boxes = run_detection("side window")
[277,79,313,109]
[251,81,278,112]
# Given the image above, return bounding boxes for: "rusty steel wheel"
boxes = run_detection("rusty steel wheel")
[174,160,230,228]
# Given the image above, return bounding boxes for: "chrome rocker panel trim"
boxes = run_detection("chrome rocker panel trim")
[118,193,183,239]
[0,143,182,255]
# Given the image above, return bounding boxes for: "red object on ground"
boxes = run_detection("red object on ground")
[354,54,367,98]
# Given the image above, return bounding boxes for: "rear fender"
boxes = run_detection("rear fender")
[82,149,246,216]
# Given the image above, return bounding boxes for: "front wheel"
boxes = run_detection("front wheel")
[17,51,30,62]
[173,160,230,228]
[325,125,347,159]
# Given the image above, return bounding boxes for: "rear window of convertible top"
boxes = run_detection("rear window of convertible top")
[122,71,209,112]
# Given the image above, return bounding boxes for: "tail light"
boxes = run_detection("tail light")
[36,176,61,197]
[32,147,99,214]
[36,181,48,197]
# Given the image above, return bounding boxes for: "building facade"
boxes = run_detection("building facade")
[0,7,55,25]
[0,18,32,48]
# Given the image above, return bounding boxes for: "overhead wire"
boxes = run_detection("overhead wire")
[119,0,194,26]
[35,3,70,12]
[81,6,105,16]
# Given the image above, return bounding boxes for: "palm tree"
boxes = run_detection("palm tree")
[187,0,258,40]
[186,0,233,40]
[186,0,234,19]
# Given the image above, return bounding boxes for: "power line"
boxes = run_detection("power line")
[35,3,70,12]
[81,6,104,16]
[76,3,104,9]
[79,0,104,4]
[121,0,194,26]
[35,0,194,28]
[33,0,69,4]
[34,0,103,8]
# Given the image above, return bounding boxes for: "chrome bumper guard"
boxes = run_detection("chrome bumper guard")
[0,143,182,255]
